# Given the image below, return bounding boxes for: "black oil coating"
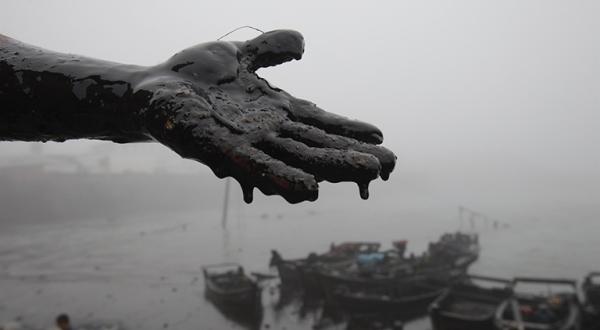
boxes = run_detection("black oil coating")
[0,30,396,203]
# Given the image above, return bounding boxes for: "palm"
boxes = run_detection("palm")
[142,30,395,204]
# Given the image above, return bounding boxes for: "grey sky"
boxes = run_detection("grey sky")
[1,0,599,204]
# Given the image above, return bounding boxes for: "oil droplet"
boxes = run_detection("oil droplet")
[381,171,390,181]
[358,182,370,200]
[242,184,254,204]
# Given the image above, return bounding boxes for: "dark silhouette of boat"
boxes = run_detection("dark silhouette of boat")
[428,232,480,265]
[494,277,581,330]
[270,241,381,289]
[204,289,263,330]
[315,253,472,295]
[203,263,260,307]
[319,234,477,291]
[429,274,512,330]
[332,279,446,319]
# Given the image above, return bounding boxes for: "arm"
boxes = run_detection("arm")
[0,30,396,204]
[0,33,151,142]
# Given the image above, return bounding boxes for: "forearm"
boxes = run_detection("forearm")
[0,34,152,143]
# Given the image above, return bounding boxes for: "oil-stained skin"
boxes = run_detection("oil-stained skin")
[0,30,396,204]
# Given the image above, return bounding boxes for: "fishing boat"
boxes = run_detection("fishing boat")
[269,250,307,288]
[429,274,512,330]
[494,277,582,330]
[203,263,260,307]
[316,253,469,295]
[272,236,476,296]
[429,232,480,265]
[269,242,381,289]
[333,279,446,319]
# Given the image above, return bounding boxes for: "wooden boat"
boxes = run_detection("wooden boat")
[315,253,470,294]
[269,250,348,291]
[429,274,512,330]
[317,233,478,293]
[429,232,480,265]
[269,242,381,289]
[494,277,582,330]
[333,279,446,319]
[272,237,476,295]
[269,250,307,288]
[203,263,260,307]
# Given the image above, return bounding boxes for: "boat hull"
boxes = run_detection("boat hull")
[429,279,512,330]
[494,298,581,330]
[334,286,444,320]
[205,282,260,307]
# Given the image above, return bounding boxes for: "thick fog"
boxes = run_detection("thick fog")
[3,2,600,329]
[1,0,599,217]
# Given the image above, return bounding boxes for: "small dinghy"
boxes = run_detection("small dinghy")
[203,263,260,307]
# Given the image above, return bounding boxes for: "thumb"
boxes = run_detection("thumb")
[240,29,304,72]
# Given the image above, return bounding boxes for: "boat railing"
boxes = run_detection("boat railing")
[584,271,600,283]
[511,277,578,288]
[203,263,244,275]
[495,298,557,330]
[466,274,512,285]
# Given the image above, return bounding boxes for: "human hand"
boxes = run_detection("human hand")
[138,30,396,203]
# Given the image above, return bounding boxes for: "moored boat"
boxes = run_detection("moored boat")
[429,232,480,265]
[269,242,381,289]
[429,274,512,330]
[271,235,478,297]
[316,253,469,295]
[494,277,581,330]
[269,250,307,288]
[203,263,260,307]
[333,279,446,319]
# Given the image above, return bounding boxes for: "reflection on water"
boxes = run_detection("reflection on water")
[1,202,600,329]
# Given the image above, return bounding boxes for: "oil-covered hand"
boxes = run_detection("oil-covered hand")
[0,30,395,204]
[139,30,396,203]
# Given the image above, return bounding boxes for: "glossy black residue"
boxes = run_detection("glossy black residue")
[0,30,396,203]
